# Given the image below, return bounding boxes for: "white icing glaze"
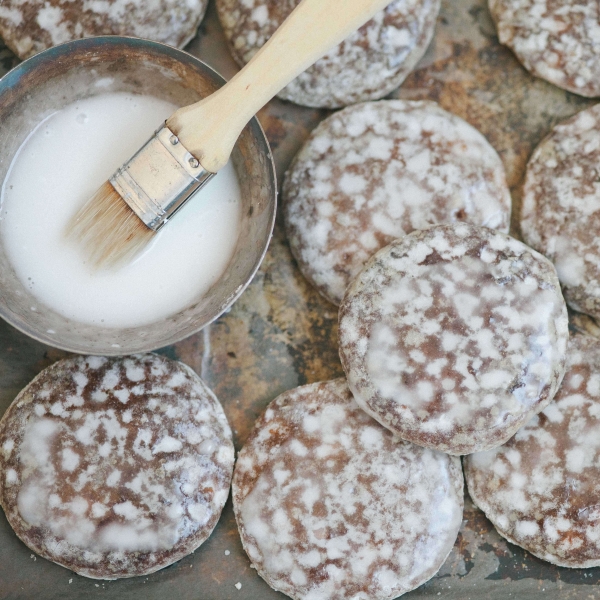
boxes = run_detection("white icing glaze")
[216,0,440,108]
[0,92,242,328]
[0,0,208,60]
[465,333,600,568]
[233,378,463,600]
[284,100,512,305]
[521,103,600,320]
[339,223,569,455]
[0,354,234,579]
[489,0,600,97]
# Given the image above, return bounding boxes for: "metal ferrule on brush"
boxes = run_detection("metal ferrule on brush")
[110,125,214,231]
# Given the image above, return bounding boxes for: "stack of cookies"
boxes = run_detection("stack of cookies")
[3,0,600,597]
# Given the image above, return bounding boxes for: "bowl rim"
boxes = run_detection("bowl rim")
[0,35,277,356]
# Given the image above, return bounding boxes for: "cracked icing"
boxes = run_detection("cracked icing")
[216,0,440,108]
[283,100,511,306]
[0,354,234,579]
[521,104,600,321]
[489,0,600,97]
[339,223,569,456]
[465,333,600,568]
[232,378,463,600]
[0,0,209,60]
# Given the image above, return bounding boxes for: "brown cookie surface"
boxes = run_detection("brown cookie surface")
[339,223,569,455]
[0,0,208,60]
[0,354,234,579]
[521,104,600,321]
[233,378,463,600]
[489,0,600,97]
[465,333,600,568]
[216,0,440,108]
[283,100,511,305]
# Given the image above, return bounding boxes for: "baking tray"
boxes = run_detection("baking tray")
[1,0,599,598]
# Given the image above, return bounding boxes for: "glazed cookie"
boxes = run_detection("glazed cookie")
[216,0,440,108]
[339,223,569,455]
[0,354,234,579]
[521,104,600,321]
[489,0,600,97]
[0,0,208,60]
[465,333,600,568]
[284,100,511,305]
[233,378,463,600]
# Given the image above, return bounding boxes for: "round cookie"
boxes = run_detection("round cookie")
[233,378,464,600]
[465,333,600,568]
[521,104,600,321]
[283,100,512,305]
[339,223,569,456]
[0,0,209,60]
[489,0,600,97]
[216,0,440,108]
[0,354,234,579]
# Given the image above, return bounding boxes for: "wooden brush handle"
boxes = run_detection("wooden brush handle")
[167,0,393,173]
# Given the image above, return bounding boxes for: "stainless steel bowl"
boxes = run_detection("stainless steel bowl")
[0,36,276,355]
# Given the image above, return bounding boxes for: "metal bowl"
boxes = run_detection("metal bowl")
[0,36,276,355]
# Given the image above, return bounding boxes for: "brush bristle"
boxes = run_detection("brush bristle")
[65,182,155,268]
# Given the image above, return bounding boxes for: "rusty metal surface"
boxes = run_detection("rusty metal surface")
[1,0,600,598]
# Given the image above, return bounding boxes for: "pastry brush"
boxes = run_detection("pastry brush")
[67,0,395,267]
